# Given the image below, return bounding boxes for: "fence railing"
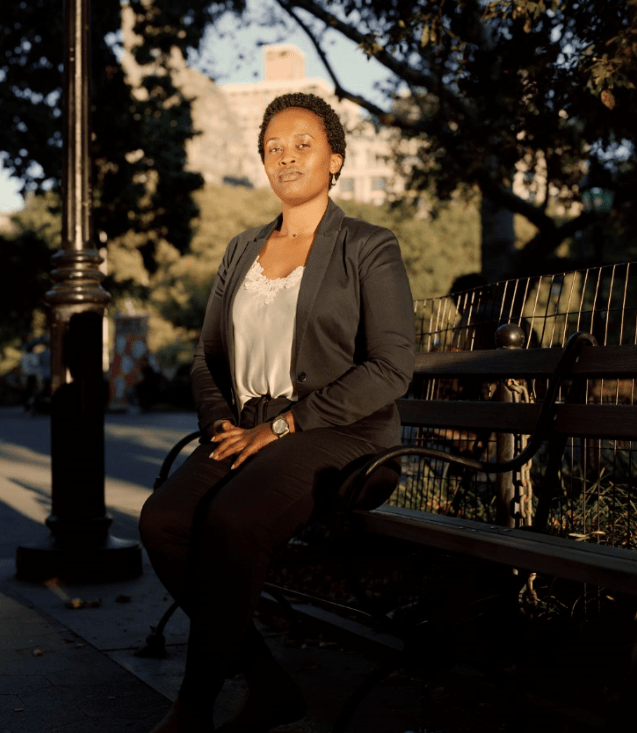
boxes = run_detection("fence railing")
[393,262,637,550]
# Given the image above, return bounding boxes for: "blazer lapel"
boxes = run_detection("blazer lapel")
[294,199,346,357]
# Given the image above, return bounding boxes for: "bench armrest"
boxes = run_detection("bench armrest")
[153,430,202,490]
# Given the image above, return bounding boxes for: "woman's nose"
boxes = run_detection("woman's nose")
[280,149,296,165]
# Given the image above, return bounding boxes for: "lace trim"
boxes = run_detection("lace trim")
[243,259,304,304]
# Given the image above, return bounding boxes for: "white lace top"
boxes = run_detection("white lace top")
[232,258,305,412]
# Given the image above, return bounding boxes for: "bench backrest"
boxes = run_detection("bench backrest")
[398,345,637,440]
[395,263,637,549]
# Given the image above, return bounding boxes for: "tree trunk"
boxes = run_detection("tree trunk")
[481,193,516,283]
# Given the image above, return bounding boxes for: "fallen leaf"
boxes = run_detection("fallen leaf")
[601,89,616,109]
[65,598,102,609]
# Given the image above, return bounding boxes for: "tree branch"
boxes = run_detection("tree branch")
[274,0,598,281]
[278,0,429,86]
[510,210,595,277]
[274,2,382,113]
[276,0,569,238]
[274,0,439,132]
[475,169,559,232]
[275,0,474,122]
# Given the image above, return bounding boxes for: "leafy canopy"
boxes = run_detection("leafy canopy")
[0,0,244,272]
[267,0,637,277]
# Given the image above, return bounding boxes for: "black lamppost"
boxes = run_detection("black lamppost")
[16,0,142,582]
[580,159,615,262]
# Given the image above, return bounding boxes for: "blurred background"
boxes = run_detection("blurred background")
[1,0,635,411]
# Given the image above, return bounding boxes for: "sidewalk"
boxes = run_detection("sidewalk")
[0,409,434,733]
[0,580,171,732]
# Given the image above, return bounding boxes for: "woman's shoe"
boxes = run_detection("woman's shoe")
[149,701,182,733]
[216,677,306,733]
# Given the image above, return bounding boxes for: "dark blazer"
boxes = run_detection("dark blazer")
[191,199,415,448]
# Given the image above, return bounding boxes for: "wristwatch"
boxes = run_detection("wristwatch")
[271,415,290,439]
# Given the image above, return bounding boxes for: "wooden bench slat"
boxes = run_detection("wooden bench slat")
[397,400,637,439]
[555,404,637,439]
[398,399,538,433]
[353,506,637,596]
[414,344,637,378]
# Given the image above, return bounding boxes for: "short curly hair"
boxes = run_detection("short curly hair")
[258,93,346,187]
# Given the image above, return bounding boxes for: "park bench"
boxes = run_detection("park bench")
[260,324,637,731]
[142,264,637,732]
[342,325,637,595]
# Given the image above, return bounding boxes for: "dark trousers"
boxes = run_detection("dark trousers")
[139,397,398,697]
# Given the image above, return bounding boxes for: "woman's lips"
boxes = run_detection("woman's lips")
[279,169,302,182]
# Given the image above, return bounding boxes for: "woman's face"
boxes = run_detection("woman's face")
[263,107,343,206]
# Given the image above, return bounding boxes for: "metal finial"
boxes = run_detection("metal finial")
[495,323,525,349]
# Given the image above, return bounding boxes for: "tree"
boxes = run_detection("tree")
[0,0,244,273]
[0,195,61,353]
[263,0,637,280]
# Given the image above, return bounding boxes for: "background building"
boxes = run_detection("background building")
[121,5,249,188]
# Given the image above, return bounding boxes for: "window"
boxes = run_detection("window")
[340,178,355,192]
[371,177,387,191]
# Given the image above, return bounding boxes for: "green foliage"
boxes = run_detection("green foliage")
[337,196,481,298]
[0,194,60,354]
[487,0,637,102]
[0,0,246,275]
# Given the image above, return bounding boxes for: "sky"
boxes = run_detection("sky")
[0,1,390,213]
[196,2,389,101]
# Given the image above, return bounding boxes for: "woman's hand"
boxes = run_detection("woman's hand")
[209,422,278,470]
[210,412,297,470]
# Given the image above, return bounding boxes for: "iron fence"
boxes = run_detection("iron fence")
[393,262,636,549]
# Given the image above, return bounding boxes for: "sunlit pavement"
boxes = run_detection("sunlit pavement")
[0,407,436,733]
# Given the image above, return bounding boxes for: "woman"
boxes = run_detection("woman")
[141,92,415,732]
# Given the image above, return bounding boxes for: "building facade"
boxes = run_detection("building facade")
[121,4,250,187]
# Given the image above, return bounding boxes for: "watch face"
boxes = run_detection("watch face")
[272,417,289,435]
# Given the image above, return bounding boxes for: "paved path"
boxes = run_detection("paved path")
[0,408,437,733]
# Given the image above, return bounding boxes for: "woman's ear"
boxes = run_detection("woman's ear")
[330,153,343,176]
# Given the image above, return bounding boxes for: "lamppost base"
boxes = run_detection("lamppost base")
[16,535,143,583]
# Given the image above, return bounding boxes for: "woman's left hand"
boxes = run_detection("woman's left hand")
[210,423,278,469]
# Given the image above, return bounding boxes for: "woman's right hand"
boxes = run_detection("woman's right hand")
[209,422,279,470]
